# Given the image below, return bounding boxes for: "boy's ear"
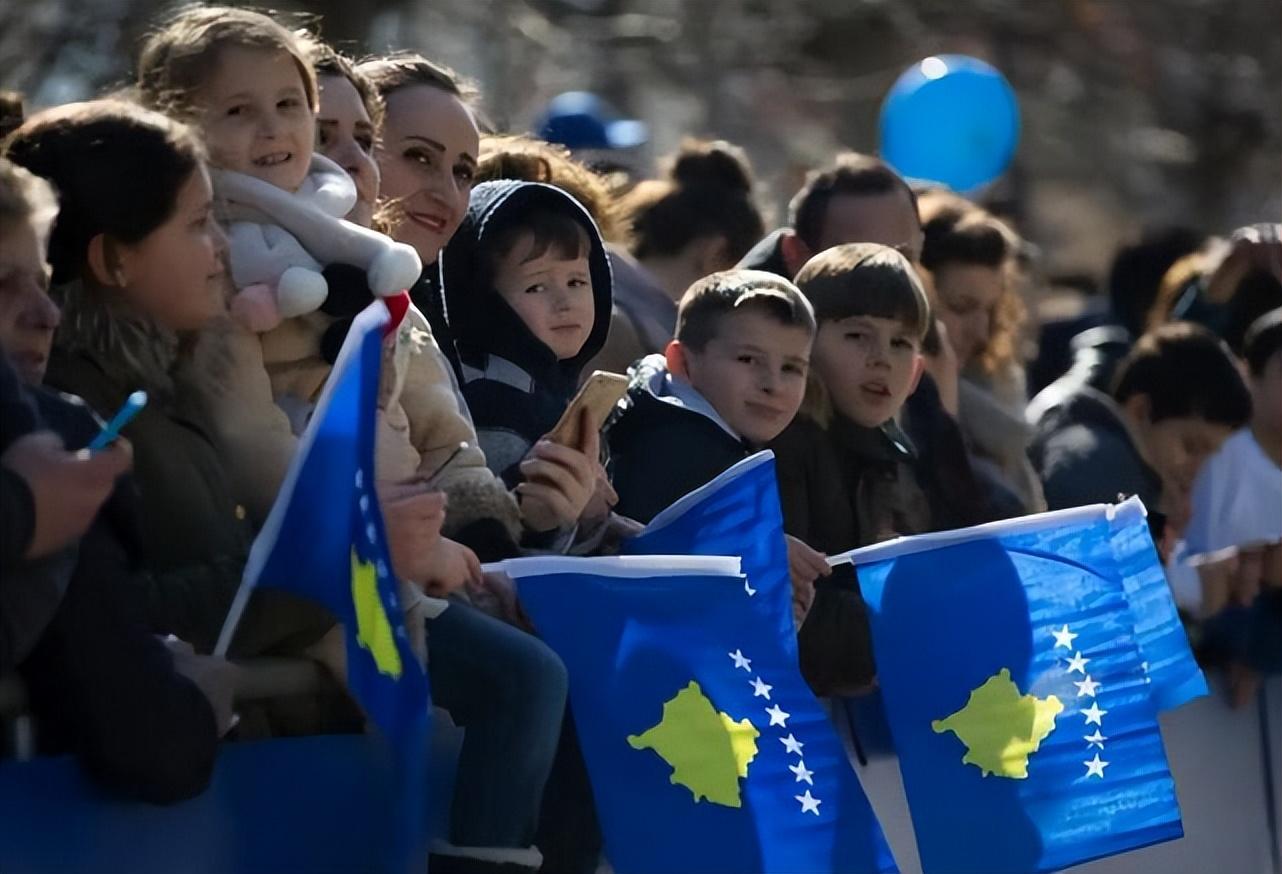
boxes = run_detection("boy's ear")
[86,234,127,287]
[908,352,927,396]
[665,339,691,379]
[780,231,813,279]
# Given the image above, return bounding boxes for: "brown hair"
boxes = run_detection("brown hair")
[675,269,815,352]
[4,99,205,285]
[136,4,318,118]
[357,52,478,105]
[621,138,763,263]
[0,91,25,140]
[789,152,919,251]
[918,190,1024,374]
[794,243,931,341]
[0,157,57,237]
[303,37,383,131]
[477,134,619,241]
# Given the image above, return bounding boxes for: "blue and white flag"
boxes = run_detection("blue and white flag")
[500,554,896,874]
[840,498,1196,873]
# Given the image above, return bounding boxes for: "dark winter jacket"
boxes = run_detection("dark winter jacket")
[44,283,334,658]
[1029,386,1163,512]
[771,412,928,554]
[2,374,217,803]
[608,355,752,524]
[0,353,40,568]
[1026,324,1132,427]
[440,181,614,485]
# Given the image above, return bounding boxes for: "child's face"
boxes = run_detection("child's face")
[198,46,315,192]
[812,315,923,428]
[676,308,811,447]
[1129,405,1233,509]
[0,217,59,384]
[493,232,595,360]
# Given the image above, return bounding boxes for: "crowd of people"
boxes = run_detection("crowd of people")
[0,5,1279,872]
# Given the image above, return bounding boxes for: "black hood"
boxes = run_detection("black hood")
[440,180,613,392]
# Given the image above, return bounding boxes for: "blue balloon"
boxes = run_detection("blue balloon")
[879,55,1020,193]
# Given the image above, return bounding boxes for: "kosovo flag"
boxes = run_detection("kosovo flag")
[503,554,896,874]
[843,499,1195,873]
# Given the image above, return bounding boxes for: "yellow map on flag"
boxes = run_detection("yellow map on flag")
[628,681,760,807]
[931,668,1062,778]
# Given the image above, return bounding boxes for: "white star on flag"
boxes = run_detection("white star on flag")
[789,760,814,785]
[1082,702,1108,725]
[743,580,757,596]
[1075,676,1101,697]
[750,677,773,700]
[765,704,790,727]
[795,790,822,815]
[780,734,804,756]
[1084,754,1109,778]
[1065,652,1090,675]
[1084,730,1107,749]
[1052,624,1078,649]
[359,495,370,513]
[729,650,752,672]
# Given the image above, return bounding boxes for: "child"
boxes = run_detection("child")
[768,243,934,695]
[440,181,613,517]
[1183,308,1282,682]
[1029,321,1252,539]
[137,6,419,333]
[608,269,815,524]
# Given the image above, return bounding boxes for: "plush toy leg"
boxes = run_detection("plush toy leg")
[230,283,285,333]
[277,266,330,318]
[368,243,423,297]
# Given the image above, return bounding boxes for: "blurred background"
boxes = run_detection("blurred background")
[2,0,1279,284]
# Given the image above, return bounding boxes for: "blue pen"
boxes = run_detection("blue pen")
[88,390,148,451]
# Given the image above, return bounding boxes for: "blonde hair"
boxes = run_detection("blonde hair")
[136,4,318,118]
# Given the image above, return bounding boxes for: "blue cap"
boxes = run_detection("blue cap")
[534,91,648,151]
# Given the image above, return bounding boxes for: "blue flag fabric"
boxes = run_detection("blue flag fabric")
[231,301,429,747]
[620,452,798,655]
[505,554,896,874]
[845,499,1193,873]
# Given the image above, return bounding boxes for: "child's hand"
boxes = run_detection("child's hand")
[786,535,829,622]
[517,421,601,532]
[379,481,447,583]
[419,537,482,597]
[3,431,132,560]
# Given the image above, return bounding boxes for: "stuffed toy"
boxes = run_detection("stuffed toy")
[211,154,421,333]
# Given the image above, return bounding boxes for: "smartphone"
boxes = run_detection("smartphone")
[547,371,629,450]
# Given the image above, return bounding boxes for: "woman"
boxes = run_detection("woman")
[919,190,1045,515]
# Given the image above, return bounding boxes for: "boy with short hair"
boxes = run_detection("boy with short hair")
[1029,321,1252,538]
[608,269,815,525]
[768,243,937,695]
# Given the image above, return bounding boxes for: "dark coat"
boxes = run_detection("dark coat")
[439,181,614,485]
[3,378,216,803]
[607,356,751,524]
[44,287,334,658]
[735,228,792,278]
[1029,386,1163,512]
